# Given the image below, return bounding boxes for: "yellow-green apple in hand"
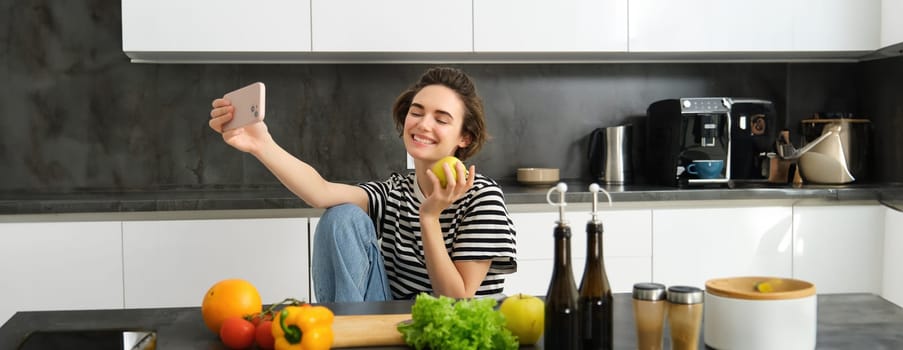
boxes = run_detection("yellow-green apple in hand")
[430,156,464,188]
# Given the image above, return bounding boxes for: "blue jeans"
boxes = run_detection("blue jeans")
[312,203,392,302]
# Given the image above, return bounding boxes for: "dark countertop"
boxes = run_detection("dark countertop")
[1,181,902,216]
[1,294,902,349]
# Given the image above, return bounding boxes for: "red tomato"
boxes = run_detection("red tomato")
[255,320,275,349]
[219,316,256,349]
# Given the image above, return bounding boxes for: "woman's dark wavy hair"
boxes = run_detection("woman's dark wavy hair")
[391,67,488,161]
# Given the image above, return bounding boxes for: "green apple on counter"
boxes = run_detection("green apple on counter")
[499,293,545,345]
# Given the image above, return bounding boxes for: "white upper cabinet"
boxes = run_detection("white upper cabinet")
[791,0,880,51]
[628,0,795,52]
[474,0,628,52]
[629,0,880,53]
[121,0,892,61]
[311,0,471,52]
[882,0,903,48]
[122,0,311,53]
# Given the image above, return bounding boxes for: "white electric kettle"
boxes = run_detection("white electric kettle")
[778,119,871,184]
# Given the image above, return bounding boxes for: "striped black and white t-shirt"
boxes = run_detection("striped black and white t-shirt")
[358,172,517,299]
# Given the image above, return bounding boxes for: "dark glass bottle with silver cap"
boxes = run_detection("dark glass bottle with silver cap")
[578,184,613,350]
[544,183,580,350]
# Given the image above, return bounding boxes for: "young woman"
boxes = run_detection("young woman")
[208,67,517,302]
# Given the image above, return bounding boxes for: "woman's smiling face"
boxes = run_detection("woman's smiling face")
[403,84,471,164]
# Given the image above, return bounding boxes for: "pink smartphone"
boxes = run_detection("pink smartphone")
[222,82,265,131]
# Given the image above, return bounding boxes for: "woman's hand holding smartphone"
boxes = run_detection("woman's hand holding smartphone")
[221,82,265,131]
[209,82,270,154]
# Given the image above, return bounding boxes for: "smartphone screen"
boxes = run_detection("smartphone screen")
[222,82,266,131]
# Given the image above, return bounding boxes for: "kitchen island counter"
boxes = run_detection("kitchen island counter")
[1,294,901,349]
[2,181,902,216]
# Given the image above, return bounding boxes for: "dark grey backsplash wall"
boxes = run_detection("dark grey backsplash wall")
[860,56,903,183]
[1,2,901,193]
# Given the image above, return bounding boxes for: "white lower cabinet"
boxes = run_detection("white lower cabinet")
[121,218,310,308]
[0,222,124,325]
[652,206,794,289]
[309,217,319,302]
[507,209,653,296]
[884,207,903,306]
[793,205,885,294]
[1,200,893,322]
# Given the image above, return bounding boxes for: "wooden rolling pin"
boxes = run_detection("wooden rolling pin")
[332,314,411,348]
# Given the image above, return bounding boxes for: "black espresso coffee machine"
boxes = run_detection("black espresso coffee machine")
[646,98,777,187]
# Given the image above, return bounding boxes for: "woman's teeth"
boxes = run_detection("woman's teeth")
[413,135,435,145]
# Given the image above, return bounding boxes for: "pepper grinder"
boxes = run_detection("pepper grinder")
[667,286,705,350]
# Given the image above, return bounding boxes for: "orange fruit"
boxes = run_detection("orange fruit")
[201,278,262,334]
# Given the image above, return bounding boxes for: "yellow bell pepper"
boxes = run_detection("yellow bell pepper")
[271,304,335,350]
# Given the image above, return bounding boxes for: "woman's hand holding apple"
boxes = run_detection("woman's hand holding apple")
[421,157,475,219]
